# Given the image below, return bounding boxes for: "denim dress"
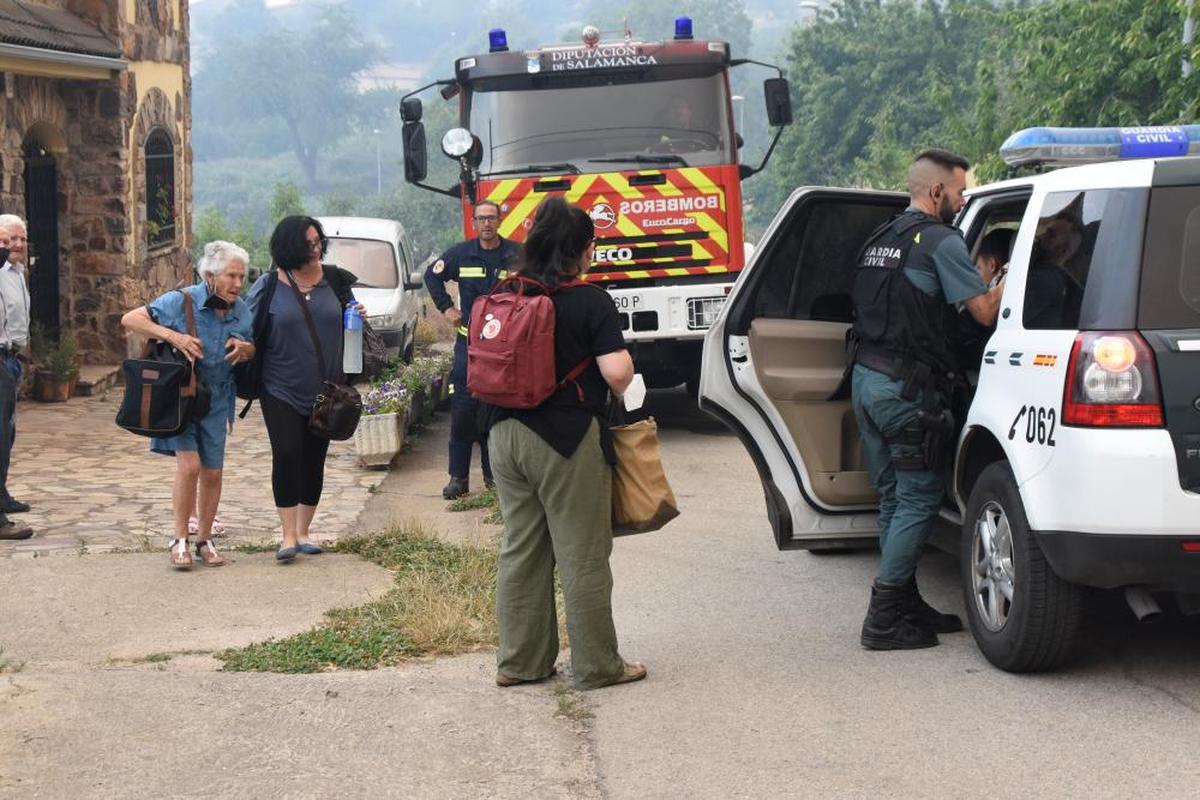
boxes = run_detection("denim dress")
[148,283,253,469]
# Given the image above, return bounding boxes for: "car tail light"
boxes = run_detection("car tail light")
[1062,331,1164,427]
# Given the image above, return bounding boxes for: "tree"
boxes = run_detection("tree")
[196,5,380,189]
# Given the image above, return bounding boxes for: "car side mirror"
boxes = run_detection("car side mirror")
[400,97,423,123]
[764,78,793,127]
[404,269,424,290]
[402,121,428,183]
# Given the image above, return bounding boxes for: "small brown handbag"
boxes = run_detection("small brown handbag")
[284,270,362,441]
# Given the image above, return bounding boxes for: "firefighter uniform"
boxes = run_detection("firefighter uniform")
[425,236,519,491]
[849,208,987,648]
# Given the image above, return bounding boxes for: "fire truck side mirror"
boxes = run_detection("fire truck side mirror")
[402,122,429,183]
[763,78,793,127]
[400,97,423,123]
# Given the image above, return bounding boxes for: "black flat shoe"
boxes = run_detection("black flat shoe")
[1,498,30,514]
[275,546,298,562]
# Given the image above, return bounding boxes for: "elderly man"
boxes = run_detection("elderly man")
[0,216,32,539]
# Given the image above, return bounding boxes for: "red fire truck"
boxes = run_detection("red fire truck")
[400,17,792,393]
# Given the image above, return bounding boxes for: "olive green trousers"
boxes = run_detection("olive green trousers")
[489,418,626,689]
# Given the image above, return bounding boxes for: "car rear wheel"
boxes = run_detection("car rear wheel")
[961,462,1085,672]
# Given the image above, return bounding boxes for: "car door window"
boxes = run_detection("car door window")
[752,200,902,323]
[1023,188,1146,330]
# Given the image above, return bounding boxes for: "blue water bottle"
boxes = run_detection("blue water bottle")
[343,306,363,374]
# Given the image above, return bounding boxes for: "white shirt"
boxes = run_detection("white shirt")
[0,261,29,348]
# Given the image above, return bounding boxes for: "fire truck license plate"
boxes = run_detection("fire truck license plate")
[610,294,643,310]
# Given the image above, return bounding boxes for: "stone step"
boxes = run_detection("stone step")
[75,364,121,397]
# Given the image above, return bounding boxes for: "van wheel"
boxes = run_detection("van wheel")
[402,336,415,364]
[961,462,1085,672]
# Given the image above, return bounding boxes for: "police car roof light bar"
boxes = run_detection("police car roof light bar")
[489,28,509,53]
[674,16,694,40]
[1000,125,1200,167]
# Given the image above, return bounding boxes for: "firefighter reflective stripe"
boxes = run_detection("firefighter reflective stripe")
[459,266,486,278]
[457,325,469,337]
[498,270,508,279]
[449,383,455,395]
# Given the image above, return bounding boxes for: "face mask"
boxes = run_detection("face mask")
[0,248,9,265]
[204,293,231,311]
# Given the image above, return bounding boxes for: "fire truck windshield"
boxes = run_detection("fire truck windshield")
[467,73,734,175]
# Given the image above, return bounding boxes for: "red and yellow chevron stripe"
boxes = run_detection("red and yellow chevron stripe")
[462,164,745,282]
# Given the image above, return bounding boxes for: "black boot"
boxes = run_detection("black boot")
[860,580,939,650]
[903,578,963,633]
[442,476,469,500]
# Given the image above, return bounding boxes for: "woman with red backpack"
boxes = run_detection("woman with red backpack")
[483,197,647,690]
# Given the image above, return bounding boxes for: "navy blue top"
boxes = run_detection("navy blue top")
[424,237,520,329]
[246,276,345,416]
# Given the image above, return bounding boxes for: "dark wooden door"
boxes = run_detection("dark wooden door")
[23,153,60,336]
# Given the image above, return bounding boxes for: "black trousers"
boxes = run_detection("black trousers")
[260,391,330,507]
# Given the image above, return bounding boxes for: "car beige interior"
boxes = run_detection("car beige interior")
[748,317,877,506]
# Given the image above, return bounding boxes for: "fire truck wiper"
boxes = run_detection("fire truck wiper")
[482,163,581,177]
[588,154,691,167]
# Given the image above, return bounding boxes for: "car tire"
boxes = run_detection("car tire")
[961,461,1085,672]
[402,334,415,364]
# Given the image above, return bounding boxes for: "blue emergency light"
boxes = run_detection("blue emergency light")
[489,28,509,52]
[674,16,694,40]
[1000,125,1200,167]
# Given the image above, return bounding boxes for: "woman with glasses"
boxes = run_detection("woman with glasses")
[245,216,364,562]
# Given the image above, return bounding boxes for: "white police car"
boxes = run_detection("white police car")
[699,125,1200,672]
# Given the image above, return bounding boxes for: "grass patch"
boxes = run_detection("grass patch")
[216,526,499,673]
[447,487,498,513]
[553,684,592,723]
[0,647,25,674]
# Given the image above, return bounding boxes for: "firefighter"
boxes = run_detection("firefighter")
[848,149,1005,650]
[425,200,520,499]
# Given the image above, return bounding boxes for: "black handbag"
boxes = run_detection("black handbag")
[284,270,362,441]
[116,289,212,437]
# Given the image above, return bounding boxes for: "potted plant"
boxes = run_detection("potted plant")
[400,363,427,430]
[354,380,410,468]
[33,324,79,403]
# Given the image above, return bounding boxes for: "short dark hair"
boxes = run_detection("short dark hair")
[269,215,326,271]
[473,200,500,217]
[913,148,970,172]
[517,197,594,289]
[978,227,1015,264]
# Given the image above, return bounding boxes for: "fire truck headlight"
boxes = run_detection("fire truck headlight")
[441,128,474,158]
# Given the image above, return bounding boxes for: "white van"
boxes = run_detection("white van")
[319,216,425,361]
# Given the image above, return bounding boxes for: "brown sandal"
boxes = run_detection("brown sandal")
[595,661,647,689]
[496,667,557,687]
[195,540,226,567]
[169,539,193,570]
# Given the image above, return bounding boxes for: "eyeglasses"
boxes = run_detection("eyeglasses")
[306,239,323,251]
[473,215,499,223]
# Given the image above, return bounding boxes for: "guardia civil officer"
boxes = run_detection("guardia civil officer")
[849,149,1005,650]
[425,200,520,499]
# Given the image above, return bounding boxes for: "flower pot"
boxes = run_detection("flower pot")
[407,388,427,432]
[33,370,76,403]
[354,412,406,468]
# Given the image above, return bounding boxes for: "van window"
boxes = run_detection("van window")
[1139,185,1200,329]
[324,238,399,289]
[1023,189,1146,330]
[752,199,900,322]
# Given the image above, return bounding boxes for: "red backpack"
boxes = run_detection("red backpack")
[467,275,593,409]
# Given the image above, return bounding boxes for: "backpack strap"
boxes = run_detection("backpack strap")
[283,268,333,383]
[559,356,593,403]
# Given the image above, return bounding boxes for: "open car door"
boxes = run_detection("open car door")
[699,188,908,550]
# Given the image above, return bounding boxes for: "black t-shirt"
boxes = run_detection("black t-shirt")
[484,283,627,462]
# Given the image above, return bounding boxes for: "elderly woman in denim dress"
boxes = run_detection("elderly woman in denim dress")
[121,241,255,569]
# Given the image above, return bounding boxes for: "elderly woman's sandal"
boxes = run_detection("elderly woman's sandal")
[194,539,226,567]
[495,667,557,687]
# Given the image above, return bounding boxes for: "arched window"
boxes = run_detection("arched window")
[145,128,174,247]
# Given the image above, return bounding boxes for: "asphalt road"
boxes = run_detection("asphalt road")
[589,388,1200,798]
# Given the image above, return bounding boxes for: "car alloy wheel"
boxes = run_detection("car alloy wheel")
[971,500,1015,632]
